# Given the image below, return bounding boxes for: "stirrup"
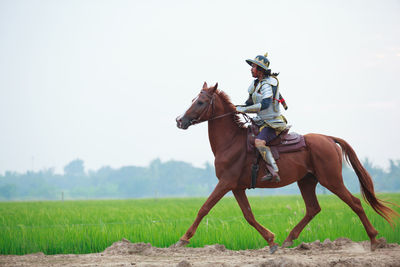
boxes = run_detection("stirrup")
[261,170,280,183]
[273,173,281,183]
[261,172,273,182]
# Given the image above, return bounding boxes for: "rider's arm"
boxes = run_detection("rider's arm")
[237,83,272,113]
[259,82,273,110]
[260,97,272,110]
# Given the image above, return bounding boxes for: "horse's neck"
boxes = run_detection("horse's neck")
[207,99,244,155]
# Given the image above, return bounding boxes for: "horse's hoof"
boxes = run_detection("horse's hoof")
[281,240,293,248]
[371,237,386,251]
[269,244,278,254]
[170,239,190,248]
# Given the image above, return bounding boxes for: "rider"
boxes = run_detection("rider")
[236,53,287,182]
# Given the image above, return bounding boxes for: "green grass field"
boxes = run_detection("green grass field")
[0,194,399,255]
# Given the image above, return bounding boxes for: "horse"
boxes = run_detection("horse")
[175,82,398,253]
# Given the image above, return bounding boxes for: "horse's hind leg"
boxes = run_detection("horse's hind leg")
[323,181,380,250]
[309,135,380,251]
[282,173,321,248]
[233,189,279,254]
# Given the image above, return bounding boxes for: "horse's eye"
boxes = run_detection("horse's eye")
[197,101,204,105]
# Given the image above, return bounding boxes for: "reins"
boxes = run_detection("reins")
[208,112,235,121]
[240,112,253,124]
[189,90,253,127]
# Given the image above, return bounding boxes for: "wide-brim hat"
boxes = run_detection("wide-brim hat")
[246,53,270,72]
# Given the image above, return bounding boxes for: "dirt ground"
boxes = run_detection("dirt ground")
[1,238,400,267]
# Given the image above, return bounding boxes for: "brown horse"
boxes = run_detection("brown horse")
[175,82,398,253]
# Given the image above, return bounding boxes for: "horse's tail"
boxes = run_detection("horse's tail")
[328,135,399,226]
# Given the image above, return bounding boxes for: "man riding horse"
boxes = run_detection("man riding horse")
[175,53,398,253]
[236,53,287,182]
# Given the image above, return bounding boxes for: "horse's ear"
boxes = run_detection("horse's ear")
[202,82,208,89]
[211,83,218,92]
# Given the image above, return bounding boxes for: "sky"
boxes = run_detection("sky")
[0,0,399,174]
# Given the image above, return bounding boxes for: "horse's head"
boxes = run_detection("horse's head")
[176,82,218,129]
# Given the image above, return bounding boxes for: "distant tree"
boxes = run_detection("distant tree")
[0,184,16,199]
[389,160,400,175]
[64,159,85,177]
[0,157,398,201]
[386,160,400,192]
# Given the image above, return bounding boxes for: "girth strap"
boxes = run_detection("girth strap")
[250,150,260,189]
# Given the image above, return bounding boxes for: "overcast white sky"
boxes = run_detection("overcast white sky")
[0,0,399,174]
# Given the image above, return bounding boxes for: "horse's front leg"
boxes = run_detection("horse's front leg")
[233,189,279,254]
[172,181,231,247]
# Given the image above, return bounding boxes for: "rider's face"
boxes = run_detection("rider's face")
[251,64,261,78]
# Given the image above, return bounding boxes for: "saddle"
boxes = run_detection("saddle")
[247,124,306,189]
[247,125,306,160]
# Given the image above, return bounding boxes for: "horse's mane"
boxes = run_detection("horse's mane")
[216,89,247,129]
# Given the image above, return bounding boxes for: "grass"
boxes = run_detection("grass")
[0,193,399,255]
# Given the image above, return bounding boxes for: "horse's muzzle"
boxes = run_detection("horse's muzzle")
[176,115,190,130]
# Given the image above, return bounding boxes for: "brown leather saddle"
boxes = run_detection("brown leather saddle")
[247,124,306,189]
[247,125,306,160]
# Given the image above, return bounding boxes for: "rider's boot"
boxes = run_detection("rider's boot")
[256,145,280,182]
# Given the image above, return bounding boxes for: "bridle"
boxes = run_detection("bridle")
[188,90,235,126]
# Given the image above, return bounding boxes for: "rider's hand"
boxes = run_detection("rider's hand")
[236,106,246,113]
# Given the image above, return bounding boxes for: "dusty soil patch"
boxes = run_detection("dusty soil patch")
[1,238,399,266]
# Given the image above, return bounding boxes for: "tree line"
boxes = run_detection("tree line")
[0,158,399,200]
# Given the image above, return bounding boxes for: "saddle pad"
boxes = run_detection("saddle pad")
[270,133,306,160]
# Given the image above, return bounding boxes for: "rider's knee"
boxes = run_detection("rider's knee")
[255,138,266,147]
